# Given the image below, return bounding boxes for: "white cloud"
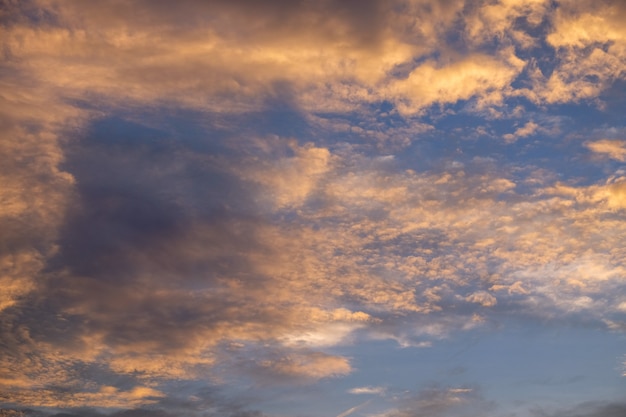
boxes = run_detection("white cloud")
[348,386,386,395]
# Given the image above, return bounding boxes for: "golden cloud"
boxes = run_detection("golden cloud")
[586,139,626,161]
[259,351,351,380]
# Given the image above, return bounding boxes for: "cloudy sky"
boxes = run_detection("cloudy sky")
[1,0,626,416]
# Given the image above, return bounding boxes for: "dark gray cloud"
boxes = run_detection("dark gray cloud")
[0,110,357,409]
[0,0,390,55]
[1,381,268,417]
[531,402,626,417]
[5,117,294,373]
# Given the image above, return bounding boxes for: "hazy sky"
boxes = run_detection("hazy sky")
[1,1,626,416]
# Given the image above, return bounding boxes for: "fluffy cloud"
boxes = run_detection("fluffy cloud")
[465,0,550,48]
[525,1,626,104]
[503,121,540,142]
[236,140,334,209]
[3,0,625,119]
[465,291,498,307]
[387,51,525,115]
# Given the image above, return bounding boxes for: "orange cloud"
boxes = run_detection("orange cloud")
[259,351,351,380]
[586,139,626,161]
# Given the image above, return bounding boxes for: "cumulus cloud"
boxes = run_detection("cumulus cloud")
[387,51,526,115]
[522,0,626,104]
[465,0,550,48]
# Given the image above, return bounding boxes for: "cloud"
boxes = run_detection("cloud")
[2,0,626,414]
[0,0,420,113]
[237,140,334,209]
[523,1,626,104]
[258,351,351,380]
[0,118,363,407]
[503,121,540,142]
[0,60,88,315]
[531,402,626,417]
[0,386,164,409]
[3,119,626,410]
[387,50,526,115]
[464,291,498,307]
[3,0,624,122]
[348,386,386,395]
[585,139,626,161]
[382,385,493,417]
[335,400,372,417]
[465,0,550,48]
[6,0,626,129]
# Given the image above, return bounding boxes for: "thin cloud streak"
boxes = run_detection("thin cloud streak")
[335,399,372,417]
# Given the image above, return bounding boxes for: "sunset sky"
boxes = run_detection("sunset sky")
[1,1,626,416]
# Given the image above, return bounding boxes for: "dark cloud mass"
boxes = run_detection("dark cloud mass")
[2,0,626,416]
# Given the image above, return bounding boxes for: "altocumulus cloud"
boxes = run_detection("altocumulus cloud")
[1,0,626,416]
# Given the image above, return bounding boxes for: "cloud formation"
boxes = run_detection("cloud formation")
[2,0,626,416]
[381,385,493,417]
[532,402,626,417]
[586,139,626,161]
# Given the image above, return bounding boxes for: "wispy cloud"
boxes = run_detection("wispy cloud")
[586,139,626,161]
[380,385,492,417]
[348,386,386,395]
[335,399,372,417]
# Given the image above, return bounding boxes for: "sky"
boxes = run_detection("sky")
[1,0,626,416]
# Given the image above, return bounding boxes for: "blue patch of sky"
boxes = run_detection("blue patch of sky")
[395,99,620,186]
[600,79,626,122]
[323,318,626,417]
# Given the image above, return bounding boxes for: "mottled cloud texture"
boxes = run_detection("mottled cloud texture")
[1,1,626,416]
